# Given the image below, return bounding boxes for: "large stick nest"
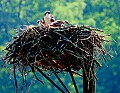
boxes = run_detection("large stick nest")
[3,25,110,74]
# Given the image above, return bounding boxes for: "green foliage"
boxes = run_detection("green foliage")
[0,0,120,93]
[52,0,86,24]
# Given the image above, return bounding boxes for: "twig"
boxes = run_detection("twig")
[13,65,18,93]
[51,68,70,93]
[31,66,44,85]
[68,64,79,93]
[29,64,65,93]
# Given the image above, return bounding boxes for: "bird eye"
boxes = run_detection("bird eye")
[37,20,40,23]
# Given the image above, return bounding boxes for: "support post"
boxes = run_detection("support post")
[83,68,96,93]
[82,40,96,93]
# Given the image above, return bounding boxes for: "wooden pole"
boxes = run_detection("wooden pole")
[83,67,96,93]
[83,38,96,93]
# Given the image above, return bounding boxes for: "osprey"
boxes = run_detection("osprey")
[37,20,45,27]
[37,11,55,27]
[37,20,42,27]
[50,20,69,27]
[44,11,55,27]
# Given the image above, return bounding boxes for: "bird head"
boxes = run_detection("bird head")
[44,11,50,16]
[64,20,69,24]
[37,20,41,24]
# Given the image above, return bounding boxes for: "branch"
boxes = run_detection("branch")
[29,64,65,93]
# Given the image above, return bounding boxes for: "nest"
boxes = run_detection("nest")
[3,25,111,75]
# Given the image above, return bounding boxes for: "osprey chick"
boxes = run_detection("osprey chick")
[37,11,55,28]
[50,20,69,27]
[44,11,55,27]
[37,20,45,27]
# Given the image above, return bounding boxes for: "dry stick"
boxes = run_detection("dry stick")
[31,65,65,93]
[68,65,79,93]
[51,68,70,93]
[53,31,89,54]
[31,68,44,85]
[36,49,69,92]
[13,65,18,93]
